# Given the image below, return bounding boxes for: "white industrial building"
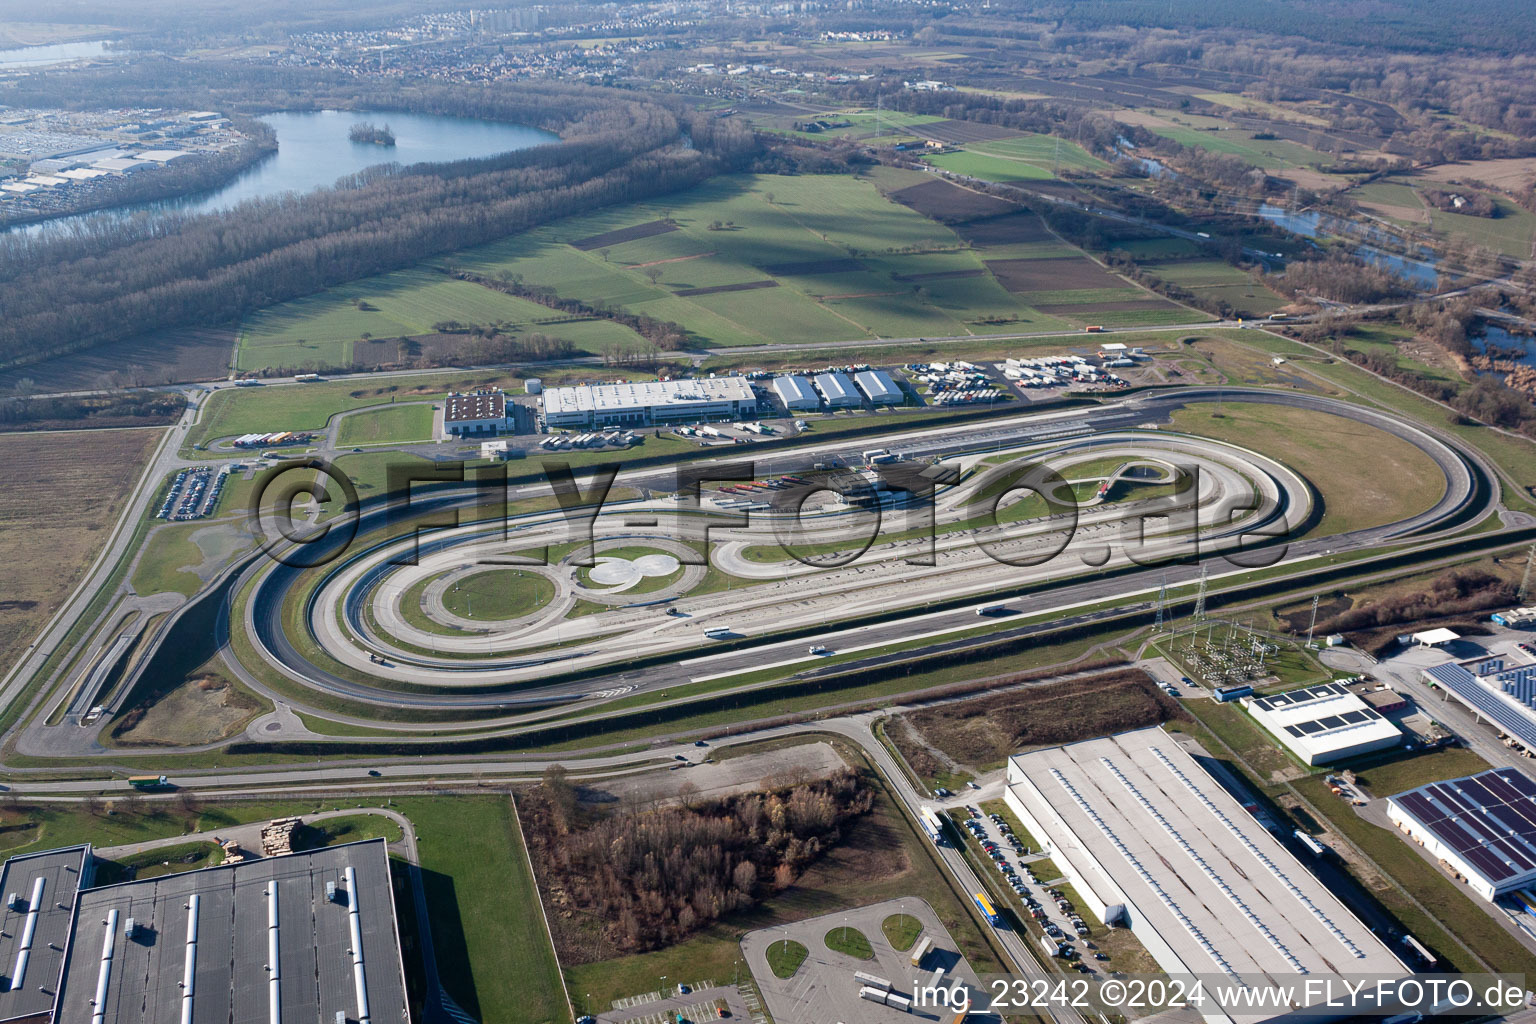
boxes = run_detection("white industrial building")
[1386,767,1536,902]
[771,375,820,411]
[1005,729,1408,1024]
[541,378,755,428]
[814,372,860,408]
[1244,682,1403,765]
[443,388,513,436]
[854,369,902,405]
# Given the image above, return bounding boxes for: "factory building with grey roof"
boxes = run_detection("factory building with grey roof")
[0,846,91,1024]
[0,839,410,1024]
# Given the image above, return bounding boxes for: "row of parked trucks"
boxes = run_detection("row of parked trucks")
[231,431,312,448]
[1000,355,1128,389]
[538,429,636,450]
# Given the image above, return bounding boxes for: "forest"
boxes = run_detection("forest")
[521,765,873,961]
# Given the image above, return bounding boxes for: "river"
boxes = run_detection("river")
[1254,202,1441,290]
[0,39,119,68]
[15,109,558,235]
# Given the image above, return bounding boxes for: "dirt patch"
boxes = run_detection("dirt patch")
[891,268,985,283]
[569,219,677,251]
[954,212,1052,246]
[579,741,847,808]
[904,670,1183,768]
[0,326,234,392]
[916,119,1023,144]
[1415,157,1536,193]
[0,428,162,675]
[985,256,1126,293]
[1034,298,1178,312]
[673,279,780,297]
[889,178,1020,223]
[113,674,262,746]
[631,251,715,268]
[763,257,864,276]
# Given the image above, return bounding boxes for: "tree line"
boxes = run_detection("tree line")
[1318,568,1517,636]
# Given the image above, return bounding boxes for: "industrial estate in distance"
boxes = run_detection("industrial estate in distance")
[5,1,1536,1023]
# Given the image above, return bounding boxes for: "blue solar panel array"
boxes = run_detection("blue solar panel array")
[1423,662,1536,749]
[1390,767,1536,886]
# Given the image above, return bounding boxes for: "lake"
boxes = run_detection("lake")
[0,40,118,68]
[1471,323,1536,377]
[16,109,558,235]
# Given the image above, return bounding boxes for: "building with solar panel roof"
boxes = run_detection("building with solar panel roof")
[1244,682,1403,765]
[1386,767,1536,901]
[1422,656,1536,752]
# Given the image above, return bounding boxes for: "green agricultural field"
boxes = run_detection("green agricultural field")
[964,134,1112,174]
[1146,260,1284,315]
[1425,191,1536,258]
[441,173,1090,346]
[923,150,1055,182]
[1137,121,1333,172]
[227,172,1121,362]
[236,268,604,370]
[335,403,436,446]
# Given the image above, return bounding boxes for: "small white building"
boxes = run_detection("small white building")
[444,388,512,436]
[771,375,820,411]
[1244,682,1402,766]
[1411,627,1460,648]
[814,372,860,408]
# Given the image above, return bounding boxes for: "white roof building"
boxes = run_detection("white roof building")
[771,375,820,410]
[1005,729,1409,1023]
[814,372,860,408]
[854,369,902,404]
[1412,627,1460,647]
[444,388,512,435]
[1244,682,1402,765]
[133,148,193,163]
[542,378,754,428]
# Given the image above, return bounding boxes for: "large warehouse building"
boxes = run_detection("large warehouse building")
[0,839,411,1024]
[1005,729,1408,1023]
[1386,767,1536,902]
[813,372,860,408]
[542,378,755,428]
[1244,682,1403,765]
[771,375,820,411]
[854,369,902,405]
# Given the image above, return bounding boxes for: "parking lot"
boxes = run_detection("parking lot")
[741,897,1000,1024]
[156,465,229,520]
